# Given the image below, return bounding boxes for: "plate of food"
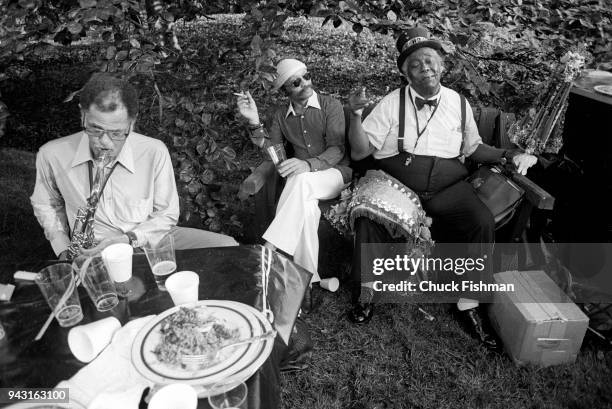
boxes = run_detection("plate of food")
[594,84,612,97]
[131,300,274,390]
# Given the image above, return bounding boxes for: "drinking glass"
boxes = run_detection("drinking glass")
[72,255,119,312]
[266,143,287,166]
[208,381,248,409]
[143,233,177,291]
[35,263,83,327]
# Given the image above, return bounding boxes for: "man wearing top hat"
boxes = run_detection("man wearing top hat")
[236,59,351,285]
[346,27,537,348]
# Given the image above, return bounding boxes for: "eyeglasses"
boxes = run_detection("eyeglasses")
[82,119,130,141]
[286,72,312,89]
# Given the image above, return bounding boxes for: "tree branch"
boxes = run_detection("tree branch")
[459,48,541,73]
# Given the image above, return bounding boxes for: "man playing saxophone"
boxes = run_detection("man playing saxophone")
[30,73,237,259]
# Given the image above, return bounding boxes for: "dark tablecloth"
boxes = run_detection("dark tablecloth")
[0,245,311,409]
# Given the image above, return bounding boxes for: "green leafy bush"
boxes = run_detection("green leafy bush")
[1,0,610,235]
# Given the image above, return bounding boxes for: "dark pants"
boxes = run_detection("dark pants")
[351,153,495,302]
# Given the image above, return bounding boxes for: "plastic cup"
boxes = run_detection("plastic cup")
[102,243,133,297]
[148,383,198,409]
[143,233,176,291]
[165,271,199,306]
[72,255,119,312]
[101,243,133,282]
[35,263,83,327]
[319,277,340,292]
[208,381,248,409]
[67,317,121,362]
[266,143,287,166]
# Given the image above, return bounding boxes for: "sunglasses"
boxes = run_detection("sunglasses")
[286,72,312,89]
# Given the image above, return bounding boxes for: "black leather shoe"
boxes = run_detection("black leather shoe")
[348,286,375,324]
[458,307,500,351]
[348,302,374,324]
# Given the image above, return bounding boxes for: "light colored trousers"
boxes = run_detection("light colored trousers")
[262,168,345,283]
[170,226,238,249]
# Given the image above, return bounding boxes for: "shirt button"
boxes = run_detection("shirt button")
[303,130,307,134]
[307,144,311,147]
[300,115,304,119]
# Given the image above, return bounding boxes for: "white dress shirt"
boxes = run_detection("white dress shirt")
[362,85,482,160]
[30,132,179,255]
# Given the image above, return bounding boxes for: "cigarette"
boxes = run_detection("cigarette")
[14,271,38,281]
[233,92,246,97]
[418,307,435,321]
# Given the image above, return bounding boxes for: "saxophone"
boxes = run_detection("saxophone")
[66,152,109,260]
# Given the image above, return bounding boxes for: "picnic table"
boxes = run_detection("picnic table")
[0,245,311,409]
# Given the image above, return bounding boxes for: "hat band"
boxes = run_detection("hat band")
[401,36,428,52]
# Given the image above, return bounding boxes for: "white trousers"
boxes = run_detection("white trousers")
[262,168,345,283]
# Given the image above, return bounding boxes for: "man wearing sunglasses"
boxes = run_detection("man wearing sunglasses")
[31,73,237,259]
[236,58,351,284]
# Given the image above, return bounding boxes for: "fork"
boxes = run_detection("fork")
[260,246,274,324]
[181,329,277,365]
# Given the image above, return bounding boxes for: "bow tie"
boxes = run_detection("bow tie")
[415,97,438,110]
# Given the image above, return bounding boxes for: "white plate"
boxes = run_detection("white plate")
[594,84,612,96]
[584,69,612,79]
[131,300,274,394]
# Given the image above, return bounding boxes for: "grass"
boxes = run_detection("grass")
[1,14,611,409]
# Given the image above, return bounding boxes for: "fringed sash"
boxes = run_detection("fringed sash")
[348,170,432,244]
[324,170,433,249]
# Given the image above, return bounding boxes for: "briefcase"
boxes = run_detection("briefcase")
[467,165,524,227]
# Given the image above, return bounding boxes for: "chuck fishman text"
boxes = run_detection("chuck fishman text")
[372,280,515,293]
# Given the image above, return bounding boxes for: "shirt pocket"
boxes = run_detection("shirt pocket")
[447,129,464,155]
[427,128,462,156]
[114,197,152,223]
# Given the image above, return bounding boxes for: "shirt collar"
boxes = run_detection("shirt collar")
[71,132,93,168]
[114,135,135,174]
[409,86,442,105]
[285,90,320,118]
[70,131,136,174]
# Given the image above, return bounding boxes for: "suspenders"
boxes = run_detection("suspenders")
[398,86,406,152]
[459,94,466,156]
[397,87,466,159]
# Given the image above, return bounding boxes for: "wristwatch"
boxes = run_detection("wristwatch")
[248,122,264,131]
[125,231,139,248]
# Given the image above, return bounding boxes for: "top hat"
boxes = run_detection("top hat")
[396,27,443,74]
